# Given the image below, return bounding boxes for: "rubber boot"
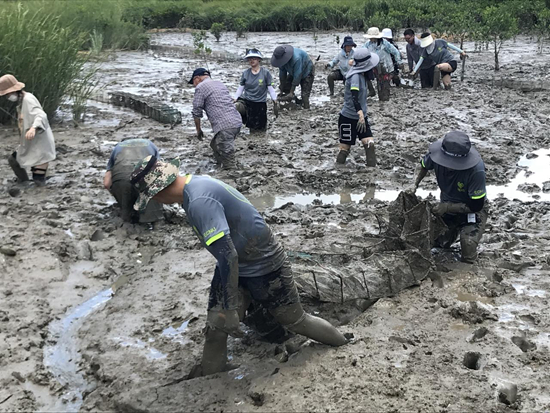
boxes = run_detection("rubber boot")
[31,167,47,187]
[364,141,376,167]
[235,101,247,124]
[336,149,349,164]
[378,77,390,101]
[302,96,310,110]
[367,79,376,97]
[327,73,335,96]
[433,67,441,90]
[8,152,29,182]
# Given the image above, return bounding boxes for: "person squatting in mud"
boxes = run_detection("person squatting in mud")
[190,68,242,169]
[103,138,164,223]
[411,33,467,90]
[408,131,488,263]
[233,48,279,133]
[404,28,434,89]
[363,27,402,101]
[326,36,356,96]
[0,74,56,186]
[130,156,348,375]
[336,48,380,167]
[271,45,315,109]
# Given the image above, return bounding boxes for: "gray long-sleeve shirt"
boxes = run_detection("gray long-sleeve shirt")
[406,37,422,71]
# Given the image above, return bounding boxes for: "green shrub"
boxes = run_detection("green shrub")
[0,4,88,123]
[210,22,224,41]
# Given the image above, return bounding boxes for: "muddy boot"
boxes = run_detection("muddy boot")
[367,79,376,97]
[31,167,47,187]
[336,149,349,164]
[378,78,390,101]
[364,141,376,167]
[433,67,441,90]
[235,100,247,124]
[302,96,310,110]
[8,152,29,182]
[327,73,335,96]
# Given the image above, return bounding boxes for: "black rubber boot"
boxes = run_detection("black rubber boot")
[31,167,47,187]
[433,67,441,90]
[8,152,29,182]
[302,96,310,110]
[235,100,247,124]
[364,142,376,167]
[327,73,335,96]
[336,150,349,164]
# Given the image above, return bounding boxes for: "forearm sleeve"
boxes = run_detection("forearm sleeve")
[267,85,278,101]
[413,57,423,73]
[448,43,463,53]
[467,196,485,213]
[207,235,240,310]
[234,85,245,100]
[351,89,362,112]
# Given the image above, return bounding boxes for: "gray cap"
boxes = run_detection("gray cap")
[429,131,481,170]
[271,45,294,67]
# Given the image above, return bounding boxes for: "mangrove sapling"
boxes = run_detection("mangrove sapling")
[234,18,248,39]
[481,4,518,70]
[210,22,224,42]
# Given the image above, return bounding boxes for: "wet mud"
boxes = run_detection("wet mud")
[1,32,550,412]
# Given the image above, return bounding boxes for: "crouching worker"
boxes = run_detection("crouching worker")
[336,48,380,167]
[408,131,488,263]
[103,139,164,223]
[0,74,56,186]
[131,156,348,375]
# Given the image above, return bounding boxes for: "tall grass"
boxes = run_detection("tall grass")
[0,4,88,123]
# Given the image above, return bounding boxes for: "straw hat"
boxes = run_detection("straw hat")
[363,27,383,40]
[0,74,25,96]
[420,33,434,48]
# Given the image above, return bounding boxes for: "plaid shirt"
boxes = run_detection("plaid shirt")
[192,78,242,135]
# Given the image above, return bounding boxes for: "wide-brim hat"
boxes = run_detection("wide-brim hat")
[244,48,263,59]
[346,48,380,79]
[364,27,383,39]
[341,36,357,49]
[428,131,481,170]
[0,74,25,96]
[420,34,434,48]
[271,45,294,67]
[131,155,180,211]
[381,28,393,39]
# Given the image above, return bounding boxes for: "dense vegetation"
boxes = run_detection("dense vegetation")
[1,0,549,123]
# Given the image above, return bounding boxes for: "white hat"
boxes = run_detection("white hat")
[244,48,263,59]
[420,34,434,48]
[363,27,383,39]
[381,28,393,39]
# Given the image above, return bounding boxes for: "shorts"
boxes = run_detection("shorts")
[207,260,300,311]
[338,114,373,145]
[440,60,458,77]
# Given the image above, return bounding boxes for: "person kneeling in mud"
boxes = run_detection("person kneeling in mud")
[233,49,278,133]
[131,156,348,376]
[0,74,56,186]
[336,48,379,167]
[190,68,242,169]
[411,33,467,90]
[271,45,314,109]
[103,138,164,223]
[408,131,488,263]
[326,36,357,96]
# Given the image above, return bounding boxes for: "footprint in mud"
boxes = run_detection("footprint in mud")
[511,336,536,352]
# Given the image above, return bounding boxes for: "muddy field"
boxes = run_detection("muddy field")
[1,32,550,412]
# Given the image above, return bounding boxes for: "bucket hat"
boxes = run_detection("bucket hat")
[341,36,357,49]
[363,27,383,40]
[271,45,294,67]
[428,131,481,170]
[381,28,393,39]
[0,74,25,96]
[188,68,211,85]
[346,48,380,79]
[131,155,180,211]
[244,48,263,59]
[420,33,434,48]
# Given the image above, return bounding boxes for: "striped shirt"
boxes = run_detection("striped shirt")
[192,78,242,135]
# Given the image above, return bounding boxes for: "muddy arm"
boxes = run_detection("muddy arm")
[103,170,112,190]
[206,235,240,311]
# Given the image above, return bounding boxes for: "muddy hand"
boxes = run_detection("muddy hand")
[405,184,417,195]
[273,100,280,118]
[279,93,294,102]
[357,110,366,133]
[197,130,204,141]
[213,309,244,338]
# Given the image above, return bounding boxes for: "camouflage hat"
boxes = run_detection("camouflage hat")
[131,155,180,211]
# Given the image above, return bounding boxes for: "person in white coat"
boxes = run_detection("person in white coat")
[0,74,56,186]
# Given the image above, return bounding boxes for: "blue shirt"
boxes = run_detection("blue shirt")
[330,49,354,76]
[279,48,313,86]
[183,175,286,277]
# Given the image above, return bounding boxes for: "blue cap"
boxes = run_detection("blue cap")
[188,68,211,84]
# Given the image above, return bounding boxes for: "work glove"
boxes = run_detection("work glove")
[404,184,417,195]
[432,202,470,216]
[357,110,367,133]
[197,129,204,141]
[207,309,244,338]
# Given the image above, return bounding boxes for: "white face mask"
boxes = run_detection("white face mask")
[7,94,18,102]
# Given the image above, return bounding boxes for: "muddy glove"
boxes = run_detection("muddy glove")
[207,309,244,338]
[197,129,204,141]
[357,110,367,134]
[432,202,471,216]
[406,166,428,195]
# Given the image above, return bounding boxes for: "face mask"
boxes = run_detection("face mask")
[7,94,18,102]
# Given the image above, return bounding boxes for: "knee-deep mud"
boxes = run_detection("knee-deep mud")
[1,32,550,412]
